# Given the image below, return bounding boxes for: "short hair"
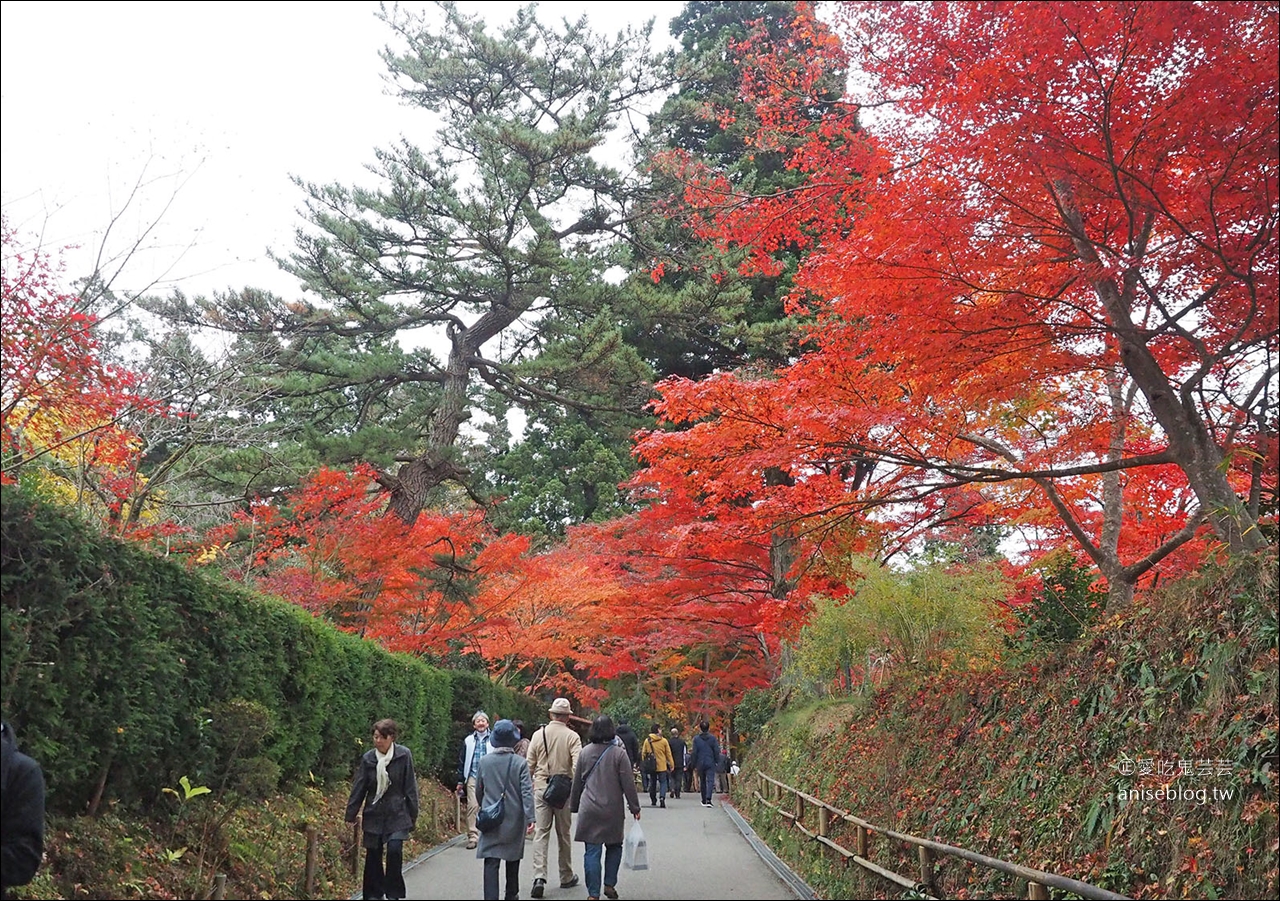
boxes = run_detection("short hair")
[588,715,616,744]
[651,722,661,734]
[670,725,681,734]
[472,710,489,726]
[699,720,710,732]
[512,719,525,738]
[373,718,398,739]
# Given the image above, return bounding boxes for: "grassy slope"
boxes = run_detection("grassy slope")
[735,557,1278,900]
[13,779,463,900]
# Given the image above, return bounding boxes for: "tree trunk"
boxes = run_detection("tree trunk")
[1053,181,1265,554]
[387,302,527,524]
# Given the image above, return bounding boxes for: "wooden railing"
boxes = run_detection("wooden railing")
[750,771,1130,900]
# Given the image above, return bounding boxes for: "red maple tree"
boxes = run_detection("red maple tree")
[1,220,167,523]
[645,1,1276,604]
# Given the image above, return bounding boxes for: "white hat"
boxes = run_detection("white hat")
[549,698,573,715]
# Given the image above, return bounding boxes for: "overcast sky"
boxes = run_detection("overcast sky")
[1,1,685,301]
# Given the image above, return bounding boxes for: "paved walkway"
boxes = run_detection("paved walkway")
[397,795,813,900]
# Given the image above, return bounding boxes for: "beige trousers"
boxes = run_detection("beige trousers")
[531,794,574,883]
[466,776,480,843]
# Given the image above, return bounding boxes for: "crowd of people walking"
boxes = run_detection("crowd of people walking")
[349,703,736,901]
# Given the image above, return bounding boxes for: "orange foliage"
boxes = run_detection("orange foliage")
[1,221,168,519]
[643,1,1276,594]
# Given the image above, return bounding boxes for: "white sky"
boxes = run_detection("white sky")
[1,1,684,301]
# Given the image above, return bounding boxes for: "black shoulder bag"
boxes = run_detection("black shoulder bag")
[476,755,516,833]
[541,730,573,809]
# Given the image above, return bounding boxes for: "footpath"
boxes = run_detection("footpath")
[396,793,814,900]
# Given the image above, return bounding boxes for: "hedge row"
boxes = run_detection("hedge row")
[0,487,538,814]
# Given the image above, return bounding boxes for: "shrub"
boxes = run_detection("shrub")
[784,556,1008,697]
[0,486,454,813]
[1012,551,1105,645]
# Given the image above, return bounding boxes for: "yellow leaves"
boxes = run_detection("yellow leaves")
[195,544,224,565]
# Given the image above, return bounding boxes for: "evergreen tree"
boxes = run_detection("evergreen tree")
[161,3,667,526]
[622,1,848,379]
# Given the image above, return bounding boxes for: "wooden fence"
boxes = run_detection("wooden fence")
[750,771,1130,900]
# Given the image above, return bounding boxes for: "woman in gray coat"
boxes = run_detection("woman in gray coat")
[476,719,536,900]
[570,716,641,901]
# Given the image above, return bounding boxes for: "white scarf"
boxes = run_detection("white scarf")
[374,743,395,803]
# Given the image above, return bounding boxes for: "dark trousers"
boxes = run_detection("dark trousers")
[698,765,717,803]
[644,770,669,804]
[483,857,521,900]
[362,836,405,901]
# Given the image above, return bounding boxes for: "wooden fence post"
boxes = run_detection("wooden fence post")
[818,806,830,839]
[350,821,362,877]
[1028,882,1050,900]
[856,825,868,859]
[304,824,318,897]
[211,874,226,900]
[794,790,805,825]
[430,798,438,839]
[918,846,935,891]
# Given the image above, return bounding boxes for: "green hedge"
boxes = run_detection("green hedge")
[440,670,546,783]
[0,487,533,815]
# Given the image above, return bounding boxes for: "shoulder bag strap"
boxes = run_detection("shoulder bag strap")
[582,745,612,786]
[499,753,516,801]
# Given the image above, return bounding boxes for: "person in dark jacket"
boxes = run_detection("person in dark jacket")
[511,720,531,758]
[571,716,641,901]
[475,720,535,901]
[613,721,641,770]
[345,719,419,901]
[691,720,722,808]
[1,721,44,900]
[666,726,687,799]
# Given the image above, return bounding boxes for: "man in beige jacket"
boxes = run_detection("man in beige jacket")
[525,698,582,898]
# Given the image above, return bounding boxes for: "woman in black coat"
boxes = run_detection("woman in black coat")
[346,719,419,901]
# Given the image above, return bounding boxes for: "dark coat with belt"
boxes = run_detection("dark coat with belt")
[345,744,419,839]
[570,743,640,845]
[1,722,44,896]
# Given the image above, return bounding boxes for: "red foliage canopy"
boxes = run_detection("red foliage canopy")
[643,1,1277,601]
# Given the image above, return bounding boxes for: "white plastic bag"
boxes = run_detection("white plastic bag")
[623,822,649,870]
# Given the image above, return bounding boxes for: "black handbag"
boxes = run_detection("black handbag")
[540,732,573,809]
[543,773,572,808]
[641,738,658,775]
[476,756,516,833]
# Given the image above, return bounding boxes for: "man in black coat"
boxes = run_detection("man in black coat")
[1,720,45,900]
[666,726,687,799]
[614,721,640,770]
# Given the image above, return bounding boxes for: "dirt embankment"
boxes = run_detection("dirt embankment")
[736,558,1278,900]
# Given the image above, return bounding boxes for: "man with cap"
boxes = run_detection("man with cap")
[525,698,583,898]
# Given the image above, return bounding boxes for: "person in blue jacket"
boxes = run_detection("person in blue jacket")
[690,720,722,808]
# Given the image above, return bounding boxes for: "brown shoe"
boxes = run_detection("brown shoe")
[603,887,619,900]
